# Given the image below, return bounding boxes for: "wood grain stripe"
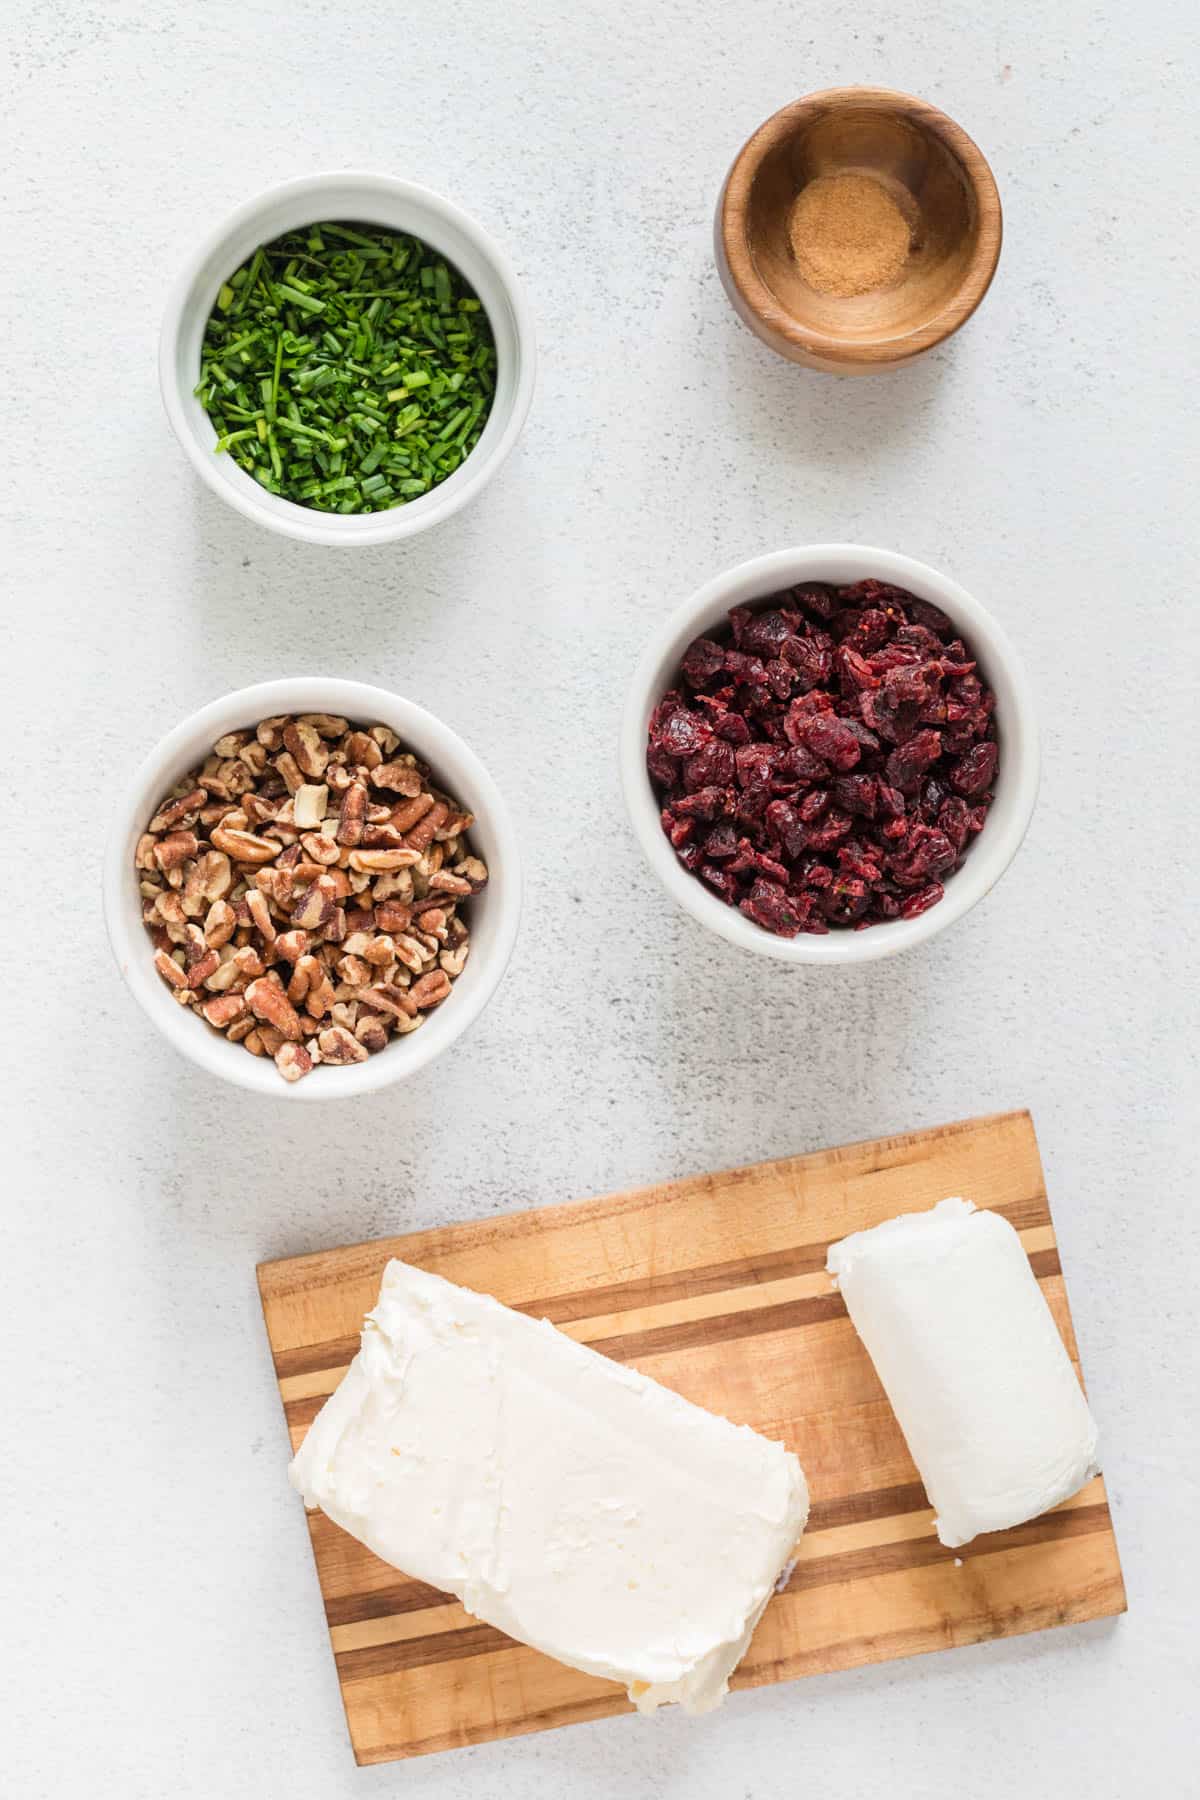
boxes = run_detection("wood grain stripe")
[270,1194,1053,1381]
[332,1502,1114,1685]
[281,1247,1064,1429]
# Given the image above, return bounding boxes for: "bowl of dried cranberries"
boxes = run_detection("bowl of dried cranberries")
[621,546,1038,962]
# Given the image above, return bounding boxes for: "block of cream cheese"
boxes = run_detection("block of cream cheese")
[827,1198,1099,1548]
[290,1259,809,1713]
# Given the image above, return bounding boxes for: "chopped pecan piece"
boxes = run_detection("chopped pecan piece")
[373,759,423,795]
[150,787,207,832]
[354,1016,390,1054]
[282,721,329,779]
[361,983,418,1019]
[336,779,369,847]
[210,821,280,865]
[299,713,349,739]
[154,949,190,989]
[274,1041,314,1082]
[410,970,452,1009]
[317,1024,370,1065]
[136,713,485,1081]
[388,792,435,834]
[347,846,421,873]
[293,783,329,830]
[245,977,303,1041]
[343,730,383,769]
[153,830,199,873]
[201,993,247,1029]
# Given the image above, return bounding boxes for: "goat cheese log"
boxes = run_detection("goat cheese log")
[827,1198,1100,1548]
[290,1259,810,1713]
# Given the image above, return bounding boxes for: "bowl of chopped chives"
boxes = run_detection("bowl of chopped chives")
[160,172,536,545]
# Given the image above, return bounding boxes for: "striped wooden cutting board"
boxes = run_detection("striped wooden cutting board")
[258,1110,1125,1765]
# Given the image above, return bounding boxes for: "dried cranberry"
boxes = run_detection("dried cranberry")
[860,686,918,745]
[705,822,739,860]
[950,741,999,796]
[662,808,691,848]
[682,741,735,792]
[735,789,769,831]
[830,774,874,818]
[841,717,881,754]
[765,799,807,862]
[647,742,677,786]
[796,856,834,890]
[680,636,727,687]
[885,730,943,794]
[836,645,880,694]
[657,705,711,758]
[727,606,752,648]
[877,782,906,821]
[837,841,884,883]
[782,743,829,785]
[739,878,802,937]
[943,714,987,755]
[844,608,893,654]
[883,661,942,710]
[789,581,838,620]
[764,658,794,701]
[714,712,751,745]
[938,796,973,853]
[724,649,767,686]
[647,579,998,935]
[899,882,945,919]
[869,642,923,674]
[673,785,732,822]
[783,634,834,691]
[735,742,779,790]
[920,775,950,819]
[908,597,953,633]
[700,863,740,903]
[895,623,943,657]
[798,714,862,771]
[738,609,794,658]
[821,875,871,923]
[838,578,910,608]
[803,807,853,851]
[890,824,957,887]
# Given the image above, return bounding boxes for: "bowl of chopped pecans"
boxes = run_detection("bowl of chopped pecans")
[104,679,521,1097]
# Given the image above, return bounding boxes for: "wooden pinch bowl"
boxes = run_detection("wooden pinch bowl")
[715,87,1002,373]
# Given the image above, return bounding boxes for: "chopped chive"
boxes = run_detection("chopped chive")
[197,221,496,513]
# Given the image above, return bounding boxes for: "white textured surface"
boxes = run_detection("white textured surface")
[3,1,1197,1795]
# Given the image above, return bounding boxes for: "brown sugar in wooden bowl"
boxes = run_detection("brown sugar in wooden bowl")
[715,88,1002,374]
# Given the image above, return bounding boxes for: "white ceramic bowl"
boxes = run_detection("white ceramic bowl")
[159,172,536,546]
[621,546,1039,964]
[104,678,521,1099]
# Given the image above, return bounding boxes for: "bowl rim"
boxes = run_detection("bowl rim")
[619,544,1039,965]
[158,170,537,546]
[103,677,522,1099]
[717,86,1003,366]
